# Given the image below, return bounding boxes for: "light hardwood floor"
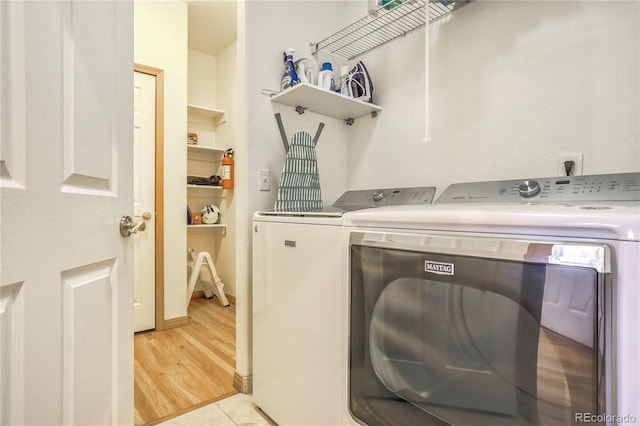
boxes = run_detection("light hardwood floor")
[134,297,237,425]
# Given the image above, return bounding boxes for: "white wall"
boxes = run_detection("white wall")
[238,0,639,384]
[245,2,352,216]
[237,0,354,383]
[236,0,250,382]
[188,50,217,109]
[348,0,640,195]
[215,41,238,297]
[134,1,188,321]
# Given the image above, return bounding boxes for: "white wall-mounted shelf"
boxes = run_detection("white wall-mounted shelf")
[187,144,226,161]
[187,104,227,127]
[187,224,226,234]
[187,224,225,229]
[187,184,223,192]
[270,83,382,123]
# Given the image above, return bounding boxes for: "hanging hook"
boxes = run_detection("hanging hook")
[261,88,279,98]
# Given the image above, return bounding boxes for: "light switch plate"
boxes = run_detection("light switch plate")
[259,169,271,191]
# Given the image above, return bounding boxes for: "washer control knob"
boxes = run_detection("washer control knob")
[518,180,541,198]
[372,191,385,202]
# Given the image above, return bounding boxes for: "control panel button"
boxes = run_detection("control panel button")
[372,191,385,202]
[518,180,541,198]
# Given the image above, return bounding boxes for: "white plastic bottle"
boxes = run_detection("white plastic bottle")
[317,62,334,91]
[295,58,313,85]
[339,65,350,96]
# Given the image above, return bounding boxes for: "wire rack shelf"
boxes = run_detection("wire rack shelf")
[311,0,475,61]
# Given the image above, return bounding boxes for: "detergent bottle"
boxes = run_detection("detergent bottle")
[317,62,334,92]
[280,48,299,91]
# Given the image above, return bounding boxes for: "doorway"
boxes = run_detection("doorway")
[132,63,238,425]
[133,64,165,332]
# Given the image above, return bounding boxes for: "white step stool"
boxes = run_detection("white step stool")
[186,250,230,308]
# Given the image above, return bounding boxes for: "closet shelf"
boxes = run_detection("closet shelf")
[311,0,475,61]
[187,184,223,192]
[187,224,226,234]
[187,144,226,161]
[187,104,226,127]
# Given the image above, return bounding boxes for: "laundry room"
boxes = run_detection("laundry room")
[3,1,637,425]
[245,1,639,425]
[135,0,639,424]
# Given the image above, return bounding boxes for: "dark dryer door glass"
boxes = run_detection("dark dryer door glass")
[349,236,608,426]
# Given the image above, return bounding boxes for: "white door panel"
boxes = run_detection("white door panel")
[253,221,343,425]
[0,2,133,425]
[133,71,156,332]
[0,282,25,426]
[0,0,26,190]
[541,267,595,348]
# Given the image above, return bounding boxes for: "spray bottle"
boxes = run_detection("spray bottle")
[295,58,314,85]
[281,48,299,91]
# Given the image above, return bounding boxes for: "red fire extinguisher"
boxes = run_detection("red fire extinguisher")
[221,148,234,189]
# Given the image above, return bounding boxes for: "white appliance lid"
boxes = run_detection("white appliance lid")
[255,186,437,218]
[343,202,640,241]
[346,171,640,242]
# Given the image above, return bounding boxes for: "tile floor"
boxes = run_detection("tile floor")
[159,393,277,426]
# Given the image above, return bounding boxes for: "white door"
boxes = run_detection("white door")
[540,266,596,348]
[0,2,133,425]
[133,71,156,332]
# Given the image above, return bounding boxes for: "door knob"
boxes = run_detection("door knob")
[135,211,152,221]
[120,216,147,237]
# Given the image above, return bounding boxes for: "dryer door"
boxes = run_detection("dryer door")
[348,232,610,426]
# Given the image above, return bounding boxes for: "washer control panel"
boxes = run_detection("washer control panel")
[333,186,437,211]
[436,173,640,203]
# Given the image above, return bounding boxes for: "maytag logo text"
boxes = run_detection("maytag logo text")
[425,261,454,276]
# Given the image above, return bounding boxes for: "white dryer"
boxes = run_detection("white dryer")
[344,173,640,426]
[252,187,436,426]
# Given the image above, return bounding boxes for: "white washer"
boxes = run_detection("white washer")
[252,187,436,426]
[343,173,640,426]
